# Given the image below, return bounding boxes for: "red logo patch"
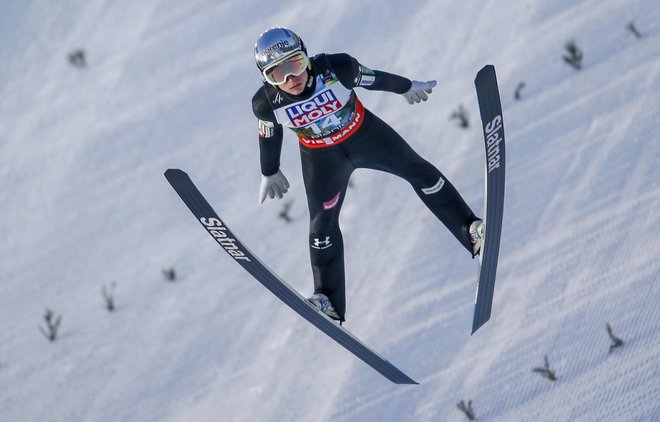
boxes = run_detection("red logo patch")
[323,192,341,210]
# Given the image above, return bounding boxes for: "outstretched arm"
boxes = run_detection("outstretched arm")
[326,53,436,104]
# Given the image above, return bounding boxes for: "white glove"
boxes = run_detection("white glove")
[402,80,437,104]
[259,169,290,204]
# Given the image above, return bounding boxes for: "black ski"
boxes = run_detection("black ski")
[471,65,506,334]
[165,169,417,384]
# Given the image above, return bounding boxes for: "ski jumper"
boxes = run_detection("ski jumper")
[252,53,478,321]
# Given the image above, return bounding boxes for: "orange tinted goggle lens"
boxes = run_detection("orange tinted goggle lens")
[264,54,307,84]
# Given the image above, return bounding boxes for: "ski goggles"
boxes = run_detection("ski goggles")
[262,51,309,85]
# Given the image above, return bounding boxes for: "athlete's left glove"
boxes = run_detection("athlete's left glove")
[402,80,437,104]
[259,169,290,204]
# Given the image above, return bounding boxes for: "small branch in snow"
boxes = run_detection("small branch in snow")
[514,82,526,100]
[450,105,470,129]
[102,282,117,312]
[163,268,177,282]
[626,21,642,39]
[279,200,294,223]
[456,399,476,421]
[606,323,624,353]
[562,40,583,70]
[68,49,87,68]
[533,355,557,381]
[39,308,62,342]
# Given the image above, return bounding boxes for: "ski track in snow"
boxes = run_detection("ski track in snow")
[0,0,659,421]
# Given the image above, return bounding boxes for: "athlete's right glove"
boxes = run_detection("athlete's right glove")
[402,80,437,104]
[259,169,290,204]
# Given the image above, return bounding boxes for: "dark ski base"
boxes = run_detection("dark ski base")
[472,65,506,334]
[165,169,417,384]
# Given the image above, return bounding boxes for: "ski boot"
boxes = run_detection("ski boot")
[469,219,486,256]
[307,293,341,321]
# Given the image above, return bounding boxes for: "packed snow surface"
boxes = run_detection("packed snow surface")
[1,0,658,420]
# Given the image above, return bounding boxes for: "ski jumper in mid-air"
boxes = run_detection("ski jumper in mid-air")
[251,28,484,322]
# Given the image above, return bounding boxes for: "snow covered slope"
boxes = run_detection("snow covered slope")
[1,0,658,421]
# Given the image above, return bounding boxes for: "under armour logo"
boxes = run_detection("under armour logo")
[312,236,332,249]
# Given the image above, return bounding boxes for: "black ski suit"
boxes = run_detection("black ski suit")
[252,53,478,321]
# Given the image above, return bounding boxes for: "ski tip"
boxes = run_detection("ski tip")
[475,64,496,83]
[164,168,188,180]
[478,64,495,73]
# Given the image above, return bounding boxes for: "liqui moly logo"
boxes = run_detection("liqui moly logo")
[286,90,342,127]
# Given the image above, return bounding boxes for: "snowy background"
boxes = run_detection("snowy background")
[1,0,659,420]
